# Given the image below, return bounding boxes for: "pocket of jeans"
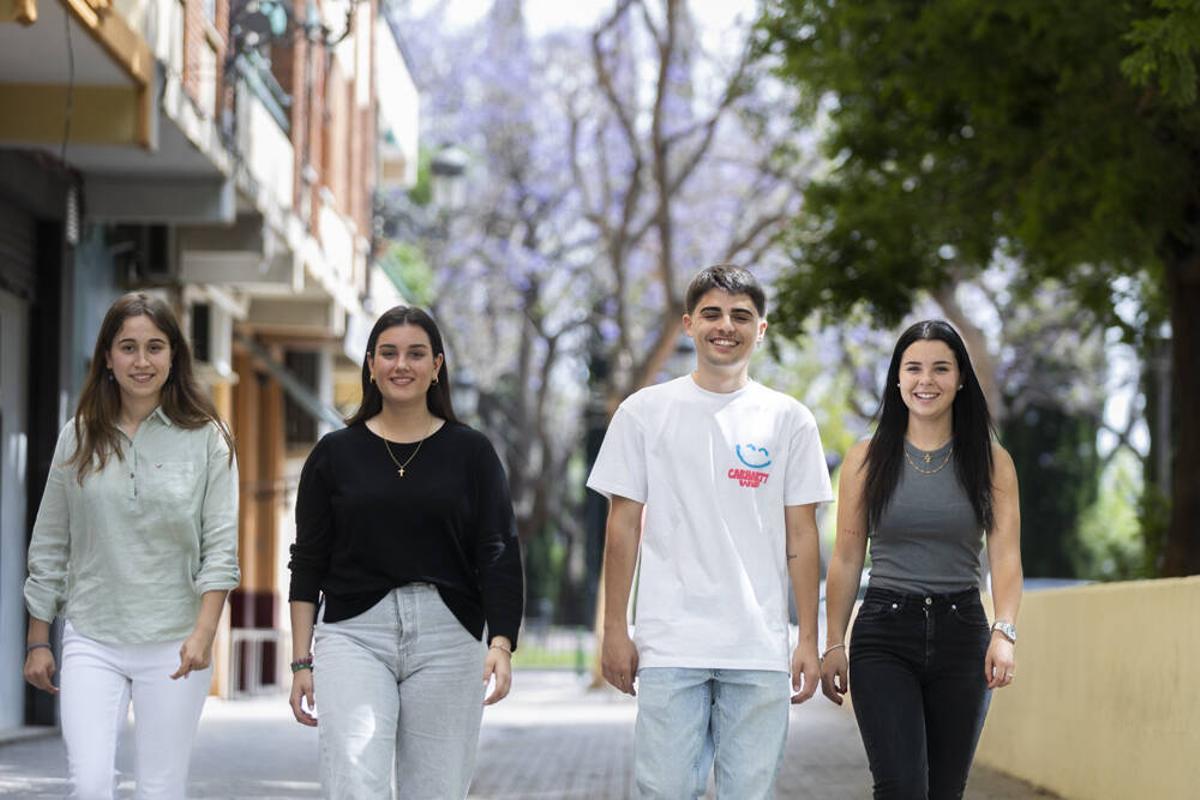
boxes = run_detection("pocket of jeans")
[950,601,989,629]
[855,598,899,622]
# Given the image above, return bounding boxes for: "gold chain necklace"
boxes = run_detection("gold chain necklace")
[904,446,953,475]
[382,418,437,478]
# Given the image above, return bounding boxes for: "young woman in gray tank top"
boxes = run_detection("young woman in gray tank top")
[819,320,1023,800]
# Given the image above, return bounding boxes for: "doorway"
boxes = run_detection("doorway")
[0,288,30,730]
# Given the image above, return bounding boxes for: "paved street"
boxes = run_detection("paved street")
[0,671,1053,799]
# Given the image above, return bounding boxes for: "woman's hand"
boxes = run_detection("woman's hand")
[482,638,513,705]
[24,647,58,695]
[820,646,849,705]
[171,626,216,680]
[985,635,1016,689]
[290,669,318,726]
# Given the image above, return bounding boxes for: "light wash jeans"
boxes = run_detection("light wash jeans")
[634,667,791,799]
[59,621,211,800]
[313,583,486,799]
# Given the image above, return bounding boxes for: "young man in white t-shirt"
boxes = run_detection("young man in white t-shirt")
[587,265,832,799]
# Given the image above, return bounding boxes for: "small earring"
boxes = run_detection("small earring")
[369,375,375,384]
[107,370,115,382]
[432,377,439,385]
[958,385,963,390]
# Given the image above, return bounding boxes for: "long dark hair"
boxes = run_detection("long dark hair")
[70,292,234,483]
[863,320,995,532]
[344,305,458,427]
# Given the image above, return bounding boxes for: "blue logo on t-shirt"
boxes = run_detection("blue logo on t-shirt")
[736,443,772,469]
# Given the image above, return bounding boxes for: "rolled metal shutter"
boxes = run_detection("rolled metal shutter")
[0,198,35,301]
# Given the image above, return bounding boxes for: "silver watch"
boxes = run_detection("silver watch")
[991,620,1017,643]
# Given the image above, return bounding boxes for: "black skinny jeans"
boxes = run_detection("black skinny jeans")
[849,587,992,800]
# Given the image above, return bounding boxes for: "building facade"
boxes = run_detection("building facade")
[0,0,418,732]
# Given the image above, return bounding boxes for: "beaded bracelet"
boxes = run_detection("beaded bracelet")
[290,656,314,673]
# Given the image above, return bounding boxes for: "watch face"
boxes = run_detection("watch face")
[993,622,1017,642]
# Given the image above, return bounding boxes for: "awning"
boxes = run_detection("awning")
[0,0,154,149]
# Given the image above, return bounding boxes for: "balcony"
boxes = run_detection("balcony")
[232,53,294,225]
[376,14,418,190]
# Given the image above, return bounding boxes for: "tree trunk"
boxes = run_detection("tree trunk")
[933,285,1005,423]
[1161,256,1200,576]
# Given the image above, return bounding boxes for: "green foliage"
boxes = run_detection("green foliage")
[1075,449,1148,580]
[755,0,1196,339]
[522,529,566,619]
[510,629,593,671]
[379,242,435,306]
[1138,481,1173,575]
[758,0,1200,575]
[758,315,868,459]
[407,148,434,207]
[1122,0,1200,106]
[1001,403,1100,578]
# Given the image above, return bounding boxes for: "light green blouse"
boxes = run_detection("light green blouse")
[24,408,240,643]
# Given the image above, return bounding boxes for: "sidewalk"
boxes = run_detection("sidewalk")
[470,672,1054,799]
[0,671,1053,798]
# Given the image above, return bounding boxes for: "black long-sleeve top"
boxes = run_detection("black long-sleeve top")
[288,421,524,648]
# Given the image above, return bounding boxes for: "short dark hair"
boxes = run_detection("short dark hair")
[685,265,766,317]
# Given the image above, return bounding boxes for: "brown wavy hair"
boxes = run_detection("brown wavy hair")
[68,292,234,483]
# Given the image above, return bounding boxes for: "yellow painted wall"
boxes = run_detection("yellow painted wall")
[975,576,1200,798]
[0,84,140,145]
[3,0,37,23]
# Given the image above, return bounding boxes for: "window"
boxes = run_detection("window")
[191,303,211,363]
[283,350,319,447]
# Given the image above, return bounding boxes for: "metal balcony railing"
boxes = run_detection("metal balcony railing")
[228,627,285,698]
[234,52,291,134]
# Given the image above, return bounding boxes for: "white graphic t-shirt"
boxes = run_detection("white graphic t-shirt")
[587,375,833,672]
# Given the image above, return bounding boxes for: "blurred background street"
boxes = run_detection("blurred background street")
[1,0,1199,797]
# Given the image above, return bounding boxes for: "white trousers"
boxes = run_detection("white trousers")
[60,621,211,800]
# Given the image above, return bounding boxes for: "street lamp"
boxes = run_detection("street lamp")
[430,144,469,214]
[373,143,469,243]
[452,368,480,423]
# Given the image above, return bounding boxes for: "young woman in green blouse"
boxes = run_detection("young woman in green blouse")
[24,292,239,800]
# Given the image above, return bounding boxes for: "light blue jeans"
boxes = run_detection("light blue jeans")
[313,584,486,799]
[634,667,791,799]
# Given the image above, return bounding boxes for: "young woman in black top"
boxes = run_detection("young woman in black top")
[287,306,523,799]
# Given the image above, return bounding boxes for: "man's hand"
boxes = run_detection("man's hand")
[790,640,819,704]
[602,627,639,696]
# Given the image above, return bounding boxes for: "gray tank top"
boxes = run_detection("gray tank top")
[867,439,983,594]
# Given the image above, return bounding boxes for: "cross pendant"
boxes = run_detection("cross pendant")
[398,467,406,477]
[923,453,932,464]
